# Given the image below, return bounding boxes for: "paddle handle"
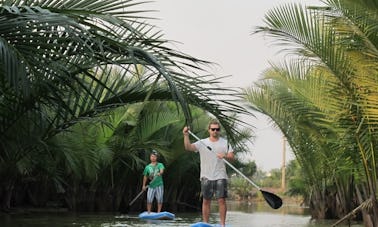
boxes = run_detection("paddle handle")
[188,130,261,190]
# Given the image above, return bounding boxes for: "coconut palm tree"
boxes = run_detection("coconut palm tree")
[0,0,250,210]
[246,0,378,225]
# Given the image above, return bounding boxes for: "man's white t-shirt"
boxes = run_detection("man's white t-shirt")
[194,137,233,180]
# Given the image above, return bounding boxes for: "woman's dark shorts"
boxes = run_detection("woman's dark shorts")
[201,178,228,199]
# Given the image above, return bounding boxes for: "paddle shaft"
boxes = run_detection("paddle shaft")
[129,175,159,206]
[188,130,261,190]
[129,187,147,206]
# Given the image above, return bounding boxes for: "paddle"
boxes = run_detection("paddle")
[188,130,283,209]
[122,176,158,213]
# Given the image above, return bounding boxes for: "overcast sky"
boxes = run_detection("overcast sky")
[149,0,323,171]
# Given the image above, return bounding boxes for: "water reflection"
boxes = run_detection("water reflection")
[0,201,363,227]
[224,201,362,227]
[227,200,310,215]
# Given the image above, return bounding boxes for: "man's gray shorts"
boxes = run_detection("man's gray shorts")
[147,185,164,204]
[201,178,228,199]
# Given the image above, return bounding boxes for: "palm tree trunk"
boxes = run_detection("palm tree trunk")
[355,185,377,227]
[1,182,14,211]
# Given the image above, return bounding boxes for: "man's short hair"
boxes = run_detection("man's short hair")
[208,119,220,129]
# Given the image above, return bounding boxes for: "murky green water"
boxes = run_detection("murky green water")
[0,201,363,227]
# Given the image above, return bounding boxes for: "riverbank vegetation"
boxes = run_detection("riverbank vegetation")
[0,0,251,214]
[245,0,378,226]
[1,1,377,227]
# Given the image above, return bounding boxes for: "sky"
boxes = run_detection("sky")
[148,0,323,171]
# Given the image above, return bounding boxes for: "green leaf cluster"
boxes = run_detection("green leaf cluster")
[246,0,378,222]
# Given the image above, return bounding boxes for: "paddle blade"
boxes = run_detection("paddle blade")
[260,190,283,209]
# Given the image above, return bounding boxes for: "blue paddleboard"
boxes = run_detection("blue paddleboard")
[138,211,175,220]
[190,222,231,227]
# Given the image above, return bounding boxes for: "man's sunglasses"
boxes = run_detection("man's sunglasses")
[210,128,220,131]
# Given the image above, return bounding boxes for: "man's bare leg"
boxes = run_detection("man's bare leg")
[202,198,211,223]
[218,198,226,226]
[157,203,162,213]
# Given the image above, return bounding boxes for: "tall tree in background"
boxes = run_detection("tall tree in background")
[245,0,378,225]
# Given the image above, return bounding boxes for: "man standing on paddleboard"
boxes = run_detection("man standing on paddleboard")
[142,150,165,213]
[183,119,234,227]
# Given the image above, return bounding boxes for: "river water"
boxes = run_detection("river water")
[0,201,363,227]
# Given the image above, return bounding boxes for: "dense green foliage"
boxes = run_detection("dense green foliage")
[245,0,378,225]
[0,0,252,212]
